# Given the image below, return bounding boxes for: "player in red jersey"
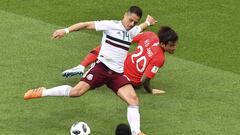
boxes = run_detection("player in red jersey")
[63,26,178,94]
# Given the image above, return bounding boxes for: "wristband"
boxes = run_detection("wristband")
[145,20,151,26]
[64,28,70,34]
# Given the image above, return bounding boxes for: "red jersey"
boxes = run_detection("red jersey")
[124,32,165,86]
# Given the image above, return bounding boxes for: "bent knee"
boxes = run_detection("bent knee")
[128,95,139,106]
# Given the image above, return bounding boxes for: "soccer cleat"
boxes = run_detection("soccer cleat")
[62,65,85,78]
[24,87,46,100]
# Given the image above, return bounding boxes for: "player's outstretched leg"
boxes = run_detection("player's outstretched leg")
[62,46,100,78]
[24,81,90,100]
[117,84,146,135]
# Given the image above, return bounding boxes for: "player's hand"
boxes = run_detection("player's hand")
[52,29,66,39]
[146,15,157,26]
[152,89,165,95]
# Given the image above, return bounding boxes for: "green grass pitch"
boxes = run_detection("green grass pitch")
[0,0,239,134]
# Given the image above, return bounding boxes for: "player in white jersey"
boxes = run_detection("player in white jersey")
[24,6,156,135]
[95,19,141,73]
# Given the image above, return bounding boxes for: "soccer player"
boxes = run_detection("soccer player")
[24,6,156,135]
[62,26,178,94]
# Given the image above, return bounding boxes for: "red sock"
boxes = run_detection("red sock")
[80,46,101,67]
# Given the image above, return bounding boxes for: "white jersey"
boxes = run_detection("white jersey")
[95,20,141,73]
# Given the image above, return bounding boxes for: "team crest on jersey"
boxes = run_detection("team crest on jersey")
[87,74,93,80]
[151,66,159,73]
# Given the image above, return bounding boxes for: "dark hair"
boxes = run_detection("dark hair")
[158,26,178,45]
[115,123,131,135]
[128,6,143,18]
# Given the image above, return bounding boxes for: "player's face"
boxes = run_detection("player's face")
[164,41,177,54]
[122,12,140,30]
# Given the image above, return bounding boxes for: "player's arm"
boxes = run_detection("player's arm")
[141,75,165,95]
[141,75,152,93]
[139,15,157,32]
[130,15,156,41]
[142,56,165,95]
[52,21,95,39]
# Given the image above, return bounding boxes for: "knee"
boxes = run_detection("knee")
[128,94,139,106]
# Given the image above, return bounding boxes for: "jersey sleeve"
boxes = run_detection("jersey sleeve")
[94,20,116,31]
[132,32,144,43]
[129,26,142,38]
[144,56,165,79]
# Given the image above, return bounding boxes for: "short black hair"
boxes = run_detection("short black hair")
[115,123,131,135]
[158,26,178,45]
[128,6,143,18]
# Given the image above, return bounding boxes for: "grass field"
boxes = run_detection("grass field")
[0,0,240,135]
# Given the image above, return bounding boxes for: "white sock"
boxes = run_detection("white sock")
[42,85,72,97]
[127,105,141,135]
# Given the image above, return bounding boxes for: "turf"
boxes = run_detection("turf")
[0,0,239,135]
[0,0,239,74]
